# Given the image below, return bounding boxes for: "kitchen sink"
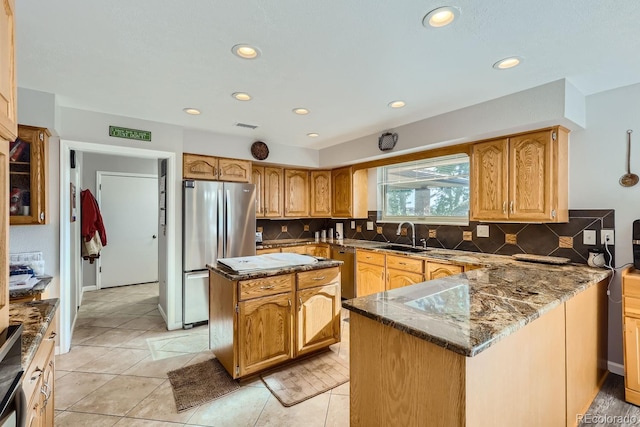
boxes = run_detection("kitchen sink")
[379,244,428,253]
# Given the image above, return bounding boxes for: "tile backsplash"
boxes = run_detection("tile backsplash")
[257,209,615,266]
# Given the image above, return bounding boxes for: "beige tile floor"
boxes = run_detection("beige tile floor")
[55,282,350,427]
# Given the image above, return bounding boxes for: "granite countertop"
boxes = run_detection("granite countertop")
[208,258,343,281]
[9,298,59,367]
[343,263,610,357]
[9,275,53,299]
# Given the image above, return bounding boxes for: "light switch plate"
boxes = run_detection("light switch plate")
[351,221,356,229]
[583,230,596,245]
[367,221,374,231]
[477,225,489,238]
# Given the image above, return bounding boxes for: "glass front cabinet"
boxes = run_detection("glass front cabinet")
[9,125,49,225]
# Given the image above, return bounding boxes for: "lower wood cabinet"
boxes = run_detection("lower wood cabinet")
[306,244,330,258]
[425,261,463,280]
[623,267,640,404]
[210,266,341,379]
[387,269,424,290]
[24,312,57,427]
[238,292,293,377]
[356,249,386,297]
[280,245,308,255]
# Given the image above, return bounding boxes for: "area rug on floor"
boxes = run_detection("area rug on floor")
[260,351,349,407]
[167,358,240,412]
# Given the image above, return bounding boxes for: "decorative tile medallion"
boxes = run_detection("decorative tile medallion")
[429,229,437,238]
[463,231,473,241]
[505,234,517,245]
[559,236,573,248]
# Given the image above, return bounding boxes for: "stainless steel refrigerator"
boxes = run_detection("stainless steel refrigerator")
[182,180,256,327]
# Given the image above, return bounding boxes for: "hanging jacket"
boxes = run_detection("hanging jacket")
[80,189,107,245]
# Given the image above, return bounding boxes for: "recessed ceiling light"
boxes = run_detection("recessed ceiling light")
[388,100,406,109]
[231,44,261,59]
[232,92,252,101]
[493,56,523,70]
[182,108,201,115]
[307,133,319,138]
[293,108,310,115]
[423,6,459,28]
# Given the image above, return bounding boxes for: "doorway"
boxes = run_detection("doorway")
[96,172,159,289]
[59,140,178,354]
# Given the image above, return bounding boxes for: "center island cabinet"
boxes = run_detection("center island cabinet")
[208,258,343,379]
[343,262,610,427]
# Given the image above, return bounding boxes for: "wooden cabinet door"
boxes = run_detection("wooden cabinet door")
[10,125,48,225]
[625,316,640,393]
[238,292,293,377]
[356,262,385,297]
[183,153,218,180]
[306,244,330,258]
[509,130,554,221]
[218,157,251,183]
[0,0,17,142]
[425,262,463,280]
[40,345,55,427]
[284,169,309,217]
[264,167,283,217]
[280,245,307,255]
[0,138,7,318]
[296,283,341,356]
[332,167,353,217]
[252,166,265,218]
[470,138,509,221]
[310,170,332,217]
[387,269,424,290]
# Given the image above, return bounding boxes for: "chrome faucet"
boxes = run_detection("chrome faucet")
[396,221,416,248]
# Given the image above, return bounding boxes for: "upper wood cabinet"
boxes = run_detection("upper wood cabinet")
[264,167,284,218]
[0,0,17,142]
[332,167,368,218]
[183,153,251,183]
[470,127,568,223]
[251,166,264,217]
[284,169,309,217]
[10,125,49,225]
[310,170,332,217]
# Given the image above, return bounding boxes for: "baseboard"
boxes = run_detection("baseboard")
[608,361,625,376]
[157,303,182,330]
[83,285,97,293]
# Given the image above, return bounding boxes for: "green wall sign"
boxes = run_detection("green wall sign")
[109,126,152,142]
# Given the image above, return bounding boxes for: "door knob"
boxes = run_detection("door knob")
[152,235,157,239]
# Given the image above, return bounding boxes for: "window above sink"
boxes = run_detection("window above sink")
[377,153,469,226]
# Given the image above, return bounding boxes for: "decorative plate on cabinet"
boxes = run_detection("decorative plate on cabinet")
[251,141,269,160]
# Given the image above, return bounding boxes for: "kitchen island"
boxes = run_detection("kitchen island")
[208,257,343,378]
[343,262,610,427]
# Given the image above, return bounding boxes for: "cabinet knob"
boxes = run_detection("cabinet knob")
[503,201,507,214]
[30,367,43,382]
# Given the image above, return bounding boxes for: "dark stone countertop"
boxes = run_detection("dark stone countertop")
[208,258,343,281]
[9,298,59,367]
[343,262,610,357]
[9,275,53,300]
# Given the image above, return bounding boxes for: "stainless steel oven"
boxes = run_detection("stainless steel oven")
[0,325,25,427]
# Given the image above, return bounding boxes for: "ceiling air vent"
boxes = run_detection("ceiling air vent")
[234,122,259,130]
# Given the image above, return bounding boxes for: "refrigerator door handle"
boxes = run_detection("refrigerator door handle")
[218,187,225,259]
[225,189,232,257]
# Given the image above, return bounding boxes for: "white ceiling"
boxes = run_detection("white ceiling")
[15,1,640,150]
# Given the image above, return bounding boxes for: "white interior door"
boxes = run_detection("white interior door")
[97,172,159,288]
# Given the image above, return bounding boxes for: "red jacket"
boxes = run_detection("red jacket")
[81,189,107,245]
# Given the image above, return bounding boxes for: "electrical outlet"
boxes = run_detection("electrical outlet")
[351,221,356,229]
[601,229,615,245]
[583,230,596,245]
[477,225,489,238]
[367,221,374,231]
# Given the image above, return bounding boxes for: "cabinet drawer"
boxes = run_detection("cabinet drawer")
[624,271,640,298]
[22,337,54,404]
[356,250,385,266]
[256,248,281,255]
[625,297,640,318]
[386,255,423,273]
[297,267,340,290]
[239,274,294,300]
[280,245,308,255]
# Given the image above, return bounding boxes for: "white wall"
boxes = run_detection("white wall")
[80,153,158,288]
[569,82,640,366]
[10,88,60,300]
[318,79,585,168]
